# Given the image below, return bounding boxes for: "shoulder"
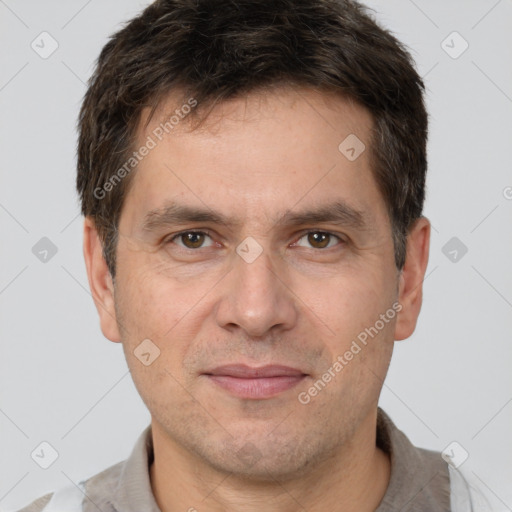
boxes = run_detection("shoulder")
[13,460,125,512]
[15,492,53,512]
[14,425,152,512]
[448,465,497,512]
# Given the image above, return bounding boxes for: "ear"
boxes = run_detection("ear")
[83,217,122,343]
[394,216,431,341]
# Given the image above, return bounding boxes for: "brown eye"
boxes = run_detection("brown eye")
[173,231,212,249]
[308,232,330,248]
[294,231,342,249]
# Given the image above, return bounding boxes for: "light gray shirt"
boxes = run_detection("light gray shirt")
[16,408,491,512]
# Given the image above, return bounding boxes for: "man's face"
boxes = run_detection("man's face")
[98,88,402,478]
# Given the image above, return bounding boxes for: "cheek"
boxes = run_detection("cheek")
[294,261,394,344]
[113,269,201,406]
[114,260,219,373]
[116,259,193,327]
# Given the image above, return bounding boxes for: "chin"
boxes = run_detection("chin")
[197,431,333,483]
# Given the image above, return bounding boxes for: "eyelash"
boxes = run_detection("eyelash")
[165,229,345,250]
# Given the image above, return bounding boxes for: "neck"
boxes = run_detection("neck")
[149,410,390,512]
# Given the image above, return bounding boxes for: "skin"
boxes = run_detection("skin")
[83,87,430,511]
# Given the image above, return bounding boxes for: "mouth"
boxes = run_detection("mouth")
[203,364,308,400]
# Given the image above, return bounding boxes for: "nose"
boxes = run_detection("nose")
[214,244,298,338]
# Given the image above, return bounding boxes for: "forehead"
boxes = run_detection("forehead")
[122,87,388,234]
[142,86,373,142]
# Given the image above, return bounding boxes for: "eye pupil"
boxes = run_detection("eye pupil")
[183,232,204,248]
[308,232,330,248]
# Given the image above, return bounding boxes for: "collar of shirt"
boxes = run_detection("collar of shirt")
[86,408,450,512]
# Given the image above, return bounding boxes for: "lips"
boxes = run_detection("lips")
[203,364,307,399]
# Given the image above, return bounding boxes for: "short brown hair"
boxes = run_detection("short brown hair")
[77,0,428,278]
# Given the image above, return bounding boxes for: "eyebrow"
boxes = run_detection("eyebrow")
[141,200,372,233]
[142,202,236,232]
[277,202,370,231]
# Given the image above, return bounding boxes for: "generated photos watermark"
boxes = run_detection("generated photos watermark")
[298,301,402,405]
[93,97,197,200]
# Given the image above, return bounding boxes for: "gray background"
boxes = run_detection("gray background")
[1,0,511,509]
